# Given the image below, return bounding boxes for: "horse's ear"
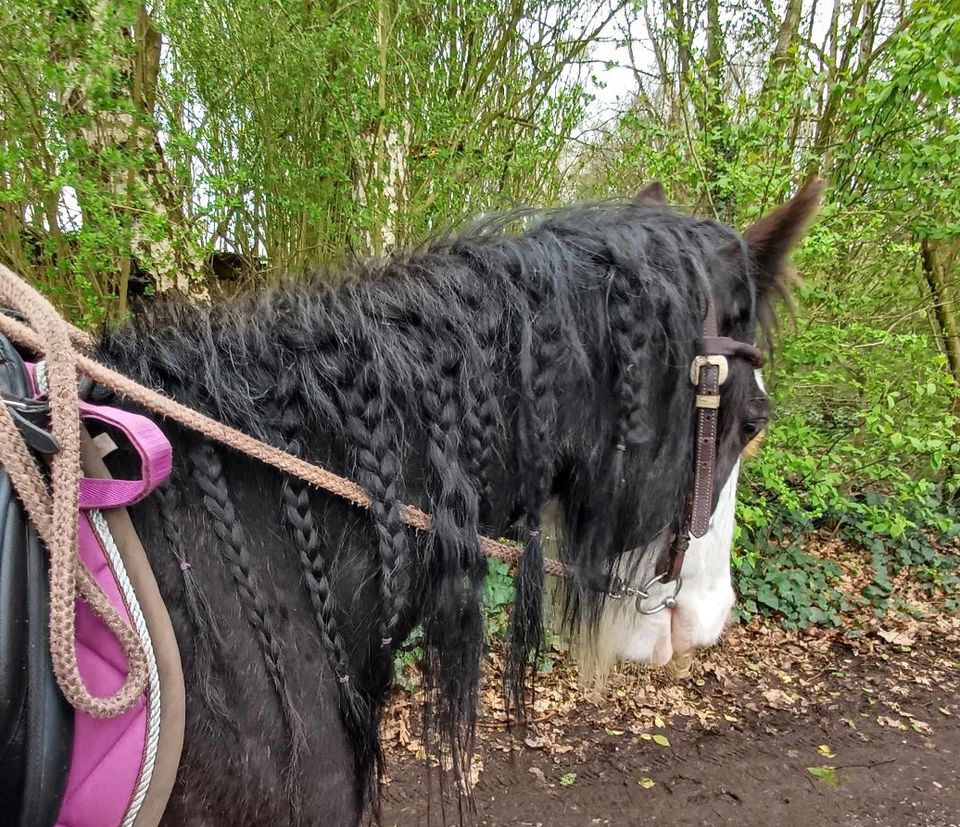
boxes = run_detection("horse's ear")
[743,178,825,284]
[632,181,667,206]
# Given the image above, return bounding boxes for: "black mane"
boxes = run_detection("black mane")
[97,200,766,817]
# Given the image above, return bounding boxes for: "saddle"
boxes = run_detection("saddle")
[0,332,72,826]
[0,329,186,827]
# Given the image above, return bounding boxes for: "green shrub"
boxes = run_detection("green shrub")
[735,311,960,626]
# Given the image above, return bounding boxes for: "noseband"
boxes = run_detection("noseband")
[608,296,764,614]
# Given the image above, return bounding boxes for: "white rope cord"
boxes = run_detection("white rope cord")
[89,510,161,827]
[35,359,47,396]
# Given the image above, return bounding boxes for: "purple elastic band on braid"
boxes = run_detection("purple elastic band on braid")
[381,637,392,647]
[179,560,191,572]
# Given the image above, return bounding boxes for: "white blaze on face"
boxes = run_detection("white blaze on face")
[592,461,741,671]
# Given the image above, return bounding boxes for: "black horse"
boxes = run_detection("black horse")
[92,180,823,825]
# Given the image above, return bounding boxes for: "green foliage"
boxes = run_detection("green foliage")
[393,556,516,692]
[393,625,424,693]
[575,0,960,628]
[2,0,605,323]
[832,0,960,241]
[734,315,960,627]
[807,766,848,788]
[483,558,517,639]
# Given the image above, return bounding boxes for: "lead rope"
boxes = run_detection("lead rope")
[0,263,149,717]
[0,264,567,716]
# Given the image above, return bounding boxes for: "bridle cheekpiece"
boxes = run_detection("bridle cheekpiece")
[609,295,764,614]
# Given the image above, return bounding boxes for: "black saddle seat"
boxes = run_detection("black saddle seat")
[0,330,73,827]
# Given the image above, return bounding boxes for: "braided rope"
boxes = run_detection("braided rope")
[0,264,569,712]
[0,285,148,716]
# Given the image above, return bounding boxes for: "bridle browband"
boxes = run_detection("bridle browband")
[607,295,764,614]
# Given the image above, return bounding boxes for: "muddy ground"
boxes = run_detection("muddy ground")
[379,619,960,827]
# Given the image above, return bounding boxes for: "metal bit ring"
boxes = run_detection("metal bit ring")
[635,573,683,615]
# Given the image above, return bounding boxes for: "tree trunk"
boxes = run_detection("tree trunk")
[806,0,864,178]
[704,0,733,220]
[57,2,205,311]
[761,0,803,99]
[920,238,960,384]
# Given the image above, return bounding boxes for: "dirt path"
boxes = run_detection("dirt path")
[380,630,960,826]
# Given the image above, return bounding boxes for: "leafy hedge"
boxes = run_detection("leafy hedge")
[734,301,960,628]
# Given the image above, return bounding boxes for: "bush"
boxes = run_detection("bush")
[735,307,960,627]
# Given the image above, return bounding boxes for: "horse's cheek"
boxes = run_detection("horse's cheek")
[612,609,673,665]
[668,459,740,654]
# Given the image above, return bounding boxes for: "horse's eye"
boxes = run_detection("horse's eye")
[741,419,764,441]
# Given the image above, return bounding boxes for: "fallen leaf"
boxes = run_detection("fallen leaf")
[652,734,670,747]
[637,777,656,789]
[878,627,917,646]
[876,715,908,731]
[763,688,795,709]
[559,772,577,787]
[807,766,843,788]
[817,744,836,758]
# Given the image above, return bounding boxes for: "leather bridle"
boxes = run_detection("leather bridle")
[607,295,764,614]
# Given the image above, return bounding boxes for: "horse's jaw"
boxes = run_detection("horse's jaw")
[592,462,740,673]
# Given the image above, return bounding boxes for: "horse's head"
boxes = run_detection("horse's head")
[581,179,824,678]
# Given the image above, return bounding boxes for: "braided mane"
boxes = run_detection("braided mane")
[98,200,760,814]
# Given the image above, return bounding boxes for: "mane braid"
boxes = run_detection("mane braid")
[188,443,306,797]
[341,341,409,653]
[459,277,504,524]
[610,270,653,459]
[154,478,235,730]
[507,305,562,713]
[276,420,380,799]
[418,311,486,778]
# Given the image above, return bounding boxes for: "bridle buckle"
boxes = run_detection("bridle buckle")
[689,354,728,386]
